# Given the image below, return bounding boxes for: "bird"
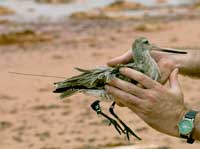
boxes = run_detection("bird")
[53,37,187,140]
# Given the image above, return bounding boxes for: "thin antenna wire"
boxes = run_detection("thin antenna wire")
[8,71,65,79]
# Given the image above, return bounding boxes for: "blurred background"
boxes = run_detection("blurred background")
[1,0,200,149]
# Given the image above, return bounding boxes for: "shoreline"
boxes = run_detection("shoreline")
[0,0,196,23]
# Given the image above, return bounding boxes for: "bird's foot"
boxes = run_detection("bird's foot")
[109,102,141,140]
[121,123,141,140]
[91,100,123,135]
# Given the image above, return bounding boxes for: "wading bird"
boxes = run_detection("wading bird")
[53,37,187,140]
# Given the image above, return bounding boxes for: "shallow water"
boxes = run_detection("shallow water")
[130,0,192,6]
[0,0,193,22]
[0,0,116,22]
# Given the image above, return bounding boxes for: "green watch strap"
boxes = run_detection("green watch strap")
[185,110,198,119]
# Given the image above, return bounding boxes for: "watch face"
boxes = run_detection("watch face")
[178,120,193,135]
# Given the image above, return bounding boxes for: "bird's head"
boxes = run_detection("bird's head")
[132,37,187,55]
[132,37,152,53]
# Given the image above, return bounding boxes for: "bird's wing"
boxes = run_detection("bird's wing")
[53,66,115,98]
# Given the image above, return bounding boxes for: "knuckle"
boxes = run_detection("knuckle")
[145,91,157,102]
[154,85,164,92]
[123,93,132,100]
[126,84,134,92]
[136,74,145,82]
[146,92,154,99]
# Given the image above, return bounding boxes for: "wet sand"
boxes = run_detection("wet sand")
[0,18,200,149]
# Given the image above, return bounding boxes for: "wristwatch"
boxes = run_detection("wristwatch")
[178,110,198,144]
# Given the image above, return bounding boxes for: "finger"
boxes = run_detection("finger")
[105,85,141,108]
[151,50,169,62]
[115,99,125,107]
[120,68,160,89]
[169,68,181,93]
[108,78,146,98]
[107,50,133,66]
[158,59,175,84]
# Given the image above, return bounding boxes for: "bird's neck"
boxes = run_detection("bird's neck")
[134,49,151,64]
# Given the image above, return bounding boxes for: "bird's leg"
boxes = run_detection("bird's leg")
[109,102,142,140]
[90,100,123,135]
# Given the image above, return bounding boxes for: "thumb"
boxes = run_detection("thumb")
[169,68,181,93]
[107,51,132,66]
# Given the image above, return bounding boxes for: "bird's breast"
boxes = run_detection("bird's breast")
[142,59,161,81]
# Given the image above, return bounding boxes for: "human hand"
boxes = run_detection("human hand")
[107,50,184,83]
[105,68,187,137]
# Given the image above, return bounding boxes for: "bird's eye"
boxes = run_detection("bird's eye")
[143,40,149,44]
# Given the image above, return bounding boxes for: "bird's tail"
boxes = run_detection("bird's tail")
[53,66,113,98]
[59,89,80,99]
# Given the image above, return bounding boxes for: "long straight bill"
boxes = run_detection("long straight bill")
[152,46,187,54]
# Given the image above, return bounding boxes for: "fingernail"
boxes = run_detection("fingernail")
[106,78,111,84]
[174,68,179,73]
[105,85,109,90]
[176,68,179,73]
[108,77,117,84]
[119,68,126,73]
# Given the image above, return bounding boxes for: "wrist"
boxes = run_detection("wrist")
[174,106,189,137]
[164,106,188,137]
[177,109,200,143]
[191,111,200,140]
[173,52,190,74]
[174,50,200,77]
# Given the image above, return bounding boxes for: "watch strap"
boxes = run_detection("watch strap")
[180,134,195,144]
[187,137,195,144]
[185,110,198,119]
[182,110,198,144]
